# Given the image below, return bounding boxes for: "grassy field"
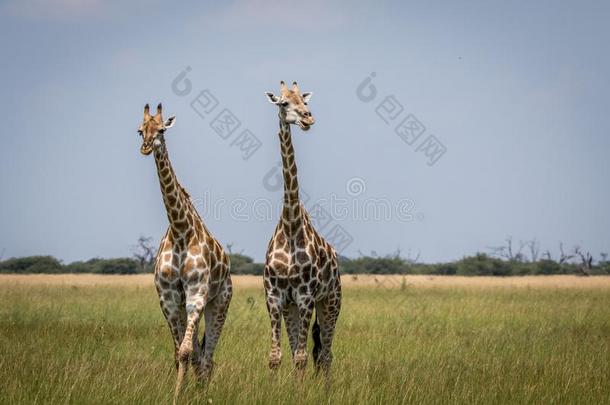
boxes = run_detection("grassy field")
[1,275,609,404]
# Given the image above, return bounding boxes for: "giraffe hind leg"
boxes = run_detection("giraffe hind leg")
[282,303,299,358]
[294,294,315,379]
[311,311,321,367]
[314,282,342,380]
[197,276,233,381]
[265,287,284,371]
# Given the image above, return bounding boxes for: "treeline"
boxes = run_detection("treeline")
[339,253,610,276]
[1,236,607,276]
[1,252,609,276]
[0,254,263,275]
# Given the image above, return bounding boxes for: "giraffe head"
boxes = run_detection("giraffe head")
[265,81,314,131]
[137,103,176,155]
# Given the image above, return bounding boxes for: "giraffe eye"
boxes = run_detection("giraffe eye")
[280,101,289,107]
[137,130,143,136]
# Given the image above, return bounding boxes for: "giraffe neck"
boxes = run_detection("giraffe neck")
[153,141,199,241]
[278,115,303,236]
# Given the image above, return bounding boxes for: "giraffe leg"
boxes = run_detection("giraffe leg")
[314,280,342,385]
[155,270,186,370]
[174,283,208,402]
[266,287,284,371]
[191,323,201,372]
[294,294,315,379]
[197,276,233,381]
[282,303,299,358]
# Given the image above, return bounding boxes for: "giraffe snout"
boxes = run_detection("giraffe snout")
[140,143,153,155]
[300,115,314,130]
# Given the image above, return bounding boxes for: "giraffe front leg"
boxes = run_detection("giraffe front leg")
[191,323,201,371]
[197,276,233,381]
[294,294,315,378]
[175,283,208,401]
[155,267,186,371]
[266,289,283,371]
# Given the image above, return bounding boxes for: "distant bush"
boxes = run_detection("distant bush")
[339,255,410,274]
[531,259,562,275]
[0,256,63,274]
[412,262,458,275]
[456,253,511,276]
[0,256,143,275]
[1,252,608,276]
[64,258,142,274]
[230,254,264,275]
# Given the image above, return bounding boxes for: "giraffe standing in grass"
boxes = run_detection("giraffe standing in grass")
[136,103,232,402]
[263,82,342,381]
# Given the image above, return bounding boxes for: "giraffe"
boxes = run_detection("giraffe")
[136,103,232,401]
[263,81,342,382]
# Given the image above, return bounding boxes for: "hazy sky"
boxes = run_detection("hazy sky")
[1,0,608,263]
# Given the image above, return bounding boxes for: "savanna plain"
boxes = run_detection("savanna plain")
[1,274,609,404]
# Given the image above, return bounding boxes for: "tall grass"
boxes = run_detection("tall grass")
[0,278,608,404]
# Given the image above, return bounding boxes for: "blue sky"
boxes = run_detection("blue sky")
[0,0,608,263]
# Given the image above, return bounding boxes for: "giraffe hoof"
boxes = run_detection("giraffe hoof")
[268,356,282,370]
[195,358,215,381]
[178,342,193,362]
[294,351,308,369]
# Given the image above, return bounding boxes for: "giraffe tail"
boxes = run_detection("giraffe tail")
[312,311,321,368]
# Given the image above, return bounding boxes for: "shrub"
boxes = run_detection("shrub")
[230,254,264,275]
[456,253,511,276]
[0,256,63,274]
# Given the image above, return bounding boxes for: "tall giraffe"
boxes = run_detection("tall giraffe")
[263,82,342,381]
[137,104,232,401]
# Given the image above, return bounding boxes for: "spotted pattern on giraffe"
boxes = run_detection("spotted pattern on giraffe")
[263,82,342,382]
[137,103,232,403]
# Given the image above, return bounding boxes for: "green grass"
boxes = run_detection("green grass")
[1,281,609,404]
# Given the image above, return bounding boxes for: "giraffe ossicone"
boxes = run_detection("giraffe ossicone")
[137,103,232,403]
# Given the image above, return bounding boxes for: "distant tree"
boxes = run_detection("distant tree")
[526,238,540,262]
[226,242,245,255]
[598,253,610,275]
[132,236,155,273]
[574,247,593,276]
[403,248,421,265]
[558,242,575,264]
[488,236,527,262]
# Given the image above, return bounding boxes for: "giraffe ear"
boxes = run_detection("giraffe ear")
[265,92,280,104]
[164,115,176,128]
[301,92,312,103]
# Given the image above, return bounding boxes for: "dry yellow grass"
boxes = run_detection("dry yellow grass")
[1,273,609,289]
[1,273,609,403]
